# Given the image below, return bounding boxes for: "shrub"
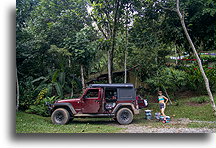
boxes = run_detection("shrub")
[145,67,187,94]
[200,55,216,63]
[26,104,48,116]
[184,66,216,93]
[25,96,57,116]
[19,77,38,111]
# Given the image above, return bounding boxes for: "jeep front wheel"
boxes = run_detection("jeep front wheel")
[116,108,133,125]
[51,108,70,125]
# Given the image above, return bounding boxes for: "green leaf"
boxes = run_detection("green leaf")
[32,76,48,84]
[54,82,63,98]
[59,72,65,86]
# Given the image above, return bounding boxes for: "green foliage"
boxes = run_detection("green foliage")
[26,96,57,116]
[19,77,37,110]
[32,70,66,98]
[157,0,216,51]
[17,0,92,103]
[184,66,216,93]
[145,67,187,93]
[70,27,98,66]
[25,104,48,116]
[35,88,48,104]
[190,96,209,104]
[17,0,216,113]
[16,94,216,133]
[200,55,216,63]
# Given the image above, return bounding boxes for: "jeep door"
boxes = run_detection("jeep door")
[82,88,102,113]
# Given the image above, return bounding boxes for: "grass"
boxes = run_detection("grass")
[168,96,216,121]
[16,95,216,133]
[188,122,216,129]
[140,96,216,121]
[131,95,216,129]
[190,96,209,104]
[16,112,122,133]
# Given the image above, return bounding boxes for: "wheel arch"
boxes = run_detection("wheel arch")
[112,103,134,115]
[52,103,76,117]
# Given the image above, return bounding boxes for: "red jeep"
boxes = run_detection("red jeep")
[49,83,143,125]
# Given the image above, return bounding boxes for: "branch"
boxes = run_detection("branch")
[158,4,177,12]
[176,0,184,20]
[104,11,112,35]
[158,1,184,21]
[90,14,108,39]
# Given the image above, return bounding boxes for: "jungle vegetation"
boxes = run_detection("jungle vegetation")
[16,0,216,115]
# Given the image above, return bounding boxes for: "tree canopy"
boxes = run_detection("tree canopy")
[16,0,216,111]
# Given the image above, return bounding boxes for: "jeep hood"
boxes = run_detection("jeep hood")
[56,98,80,103]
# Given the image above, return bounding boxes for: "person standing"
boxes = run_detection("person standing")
[158,91,169,117]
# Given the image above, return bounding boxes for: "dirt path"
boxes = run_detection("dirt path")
[113,118,216,133]
[116,124,215,133]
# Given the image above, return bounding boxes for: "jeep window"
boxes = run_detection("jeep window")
[105,88,117,101]
[118,88,135,100]
[105,88,117,98]
[85,89,99,98]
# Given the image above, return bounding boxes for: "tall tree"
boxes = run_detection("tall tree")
[89,0,126,83]
[16,0,96,107]
[157,0,215,52]
[157,0,216,115]
[175,0,216,116]
[70,27,98,89]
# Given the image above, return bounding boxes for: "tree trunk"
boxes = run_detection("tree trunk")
[80,65,85,91]
[71,75,74,98]
[176,47,182,65]
[16,68,19,111]
[124,51,127,83]
[107,0,120,84]
[124,15,128,84]
[174,46,178,65]
[71,85,74,98]
[176,0,216,116]
[135,76,138,88]
[107,50,112,84]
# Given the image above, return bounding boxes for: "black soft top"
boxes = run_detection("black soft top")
[89,83,134,88]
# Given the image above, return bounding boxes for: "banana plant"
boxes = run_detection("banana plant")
[32,70,65,99]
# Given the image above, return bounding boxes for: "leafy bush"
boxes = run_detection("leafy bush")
[26,104,49,116]
[190,96,209,104]
[145,67,187,93]
[26,96,57,116]
[184,66,216,93]
[19,77,38,111]
[200,55,216,63]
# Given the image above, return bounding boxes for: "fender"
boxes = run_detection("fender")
[112,103,139,115]
[52,103,77,114]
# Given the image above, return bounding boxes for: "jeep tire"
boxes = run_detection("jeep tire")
[116,108,133,125]
[51,108,70,125]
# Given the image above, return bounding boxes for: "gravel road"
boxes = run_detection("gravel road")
[114,118,216,133]
[116,124,215,133]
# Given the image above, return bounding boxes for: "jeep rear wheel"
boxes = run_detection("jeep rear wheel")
[51,108,70,125]
[116,108,133,125]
